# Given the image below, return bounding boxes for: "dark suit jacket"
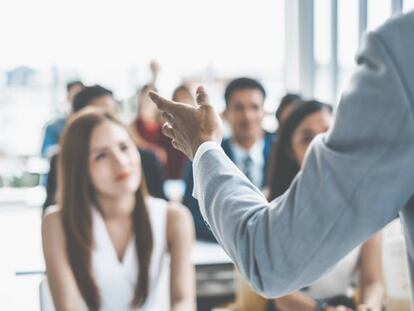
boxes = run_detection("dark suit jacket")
[182,132,274,241]
[43,148,166,211]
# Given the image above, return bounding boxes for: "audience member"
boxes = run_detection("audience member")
[130,84,193,179]
[41,80,84,157]
[275,93,302,131]
[265,101,383,311]
[42,108,195,310]
[183,77,274,241]
[129,84,168,165]
[43,85,166,211]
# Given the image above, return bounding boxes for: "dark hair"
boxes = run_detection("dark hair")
[66,80,84,92]
[73,85,113,113]
[59,108,153,310]
[224,77,266,108]
[275,93,302,122]
[267,100,333,199]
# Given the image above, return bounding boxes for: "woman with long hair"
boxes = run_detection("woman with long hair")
[42,107,195,311]
[266,100,383,311]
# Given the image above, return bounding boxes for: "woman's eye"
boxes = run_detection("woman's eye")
[120,143,129,151]
[95,153,107,161]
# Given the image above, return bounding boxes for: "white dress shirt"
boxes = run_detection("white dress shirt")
[230,139,265,189]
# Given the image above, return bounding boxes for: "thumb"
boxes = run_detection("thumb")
[196,86,210,107]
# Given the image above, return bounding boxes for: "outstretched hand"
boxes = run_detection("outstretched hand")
[149,86,223,160]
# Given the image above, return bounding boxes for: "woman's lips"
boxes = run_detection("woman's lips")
[115,171,130,181]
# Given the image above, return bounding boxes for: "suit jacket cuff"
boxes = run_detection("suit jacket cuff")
[192,141,222,199]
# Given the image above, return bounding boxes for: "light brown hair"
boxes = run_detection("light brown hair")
[58,107,153,310]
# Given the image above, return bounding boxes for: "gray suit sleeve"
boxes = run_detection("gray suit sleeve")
[193,19,414,297]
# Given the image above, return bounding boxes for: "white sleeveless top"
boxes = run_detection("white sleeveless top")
[301,246,361,299]
[87,197,170,311]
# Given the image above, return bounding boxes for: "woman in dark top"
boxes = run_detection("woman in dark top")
[265,101,383,311]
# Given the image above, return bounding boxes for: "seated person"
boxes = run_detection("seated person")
[166,85,195,179]
[265,101,383,311]
[129,84,168,165]
[183,77,274,241]
[41,80,84,157]
[275,93,302,131]
[43,85,165,211]
[130,84,191,179]
[42,108,195,311]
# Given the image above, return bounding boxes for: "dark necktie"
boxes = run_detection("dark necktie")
[242,155,253,182]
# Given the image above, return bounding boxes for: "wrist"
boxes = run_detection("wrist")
[191,137,221,159]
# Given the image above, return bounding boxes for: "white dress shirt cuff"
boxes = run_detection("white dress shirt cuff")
[192,141,222,199]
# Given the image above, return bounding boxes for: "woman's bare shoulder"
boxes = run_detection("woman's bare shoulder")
[42,206,64,236]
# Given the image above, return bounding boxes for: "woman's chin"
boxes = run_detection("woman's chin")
[106,182,138,196]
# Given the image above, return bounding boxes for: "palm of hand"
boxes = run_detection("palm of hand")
[149,87,223,160]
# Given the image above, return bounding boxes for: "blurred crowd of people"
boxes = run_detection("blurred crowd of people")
[39,61,384,311]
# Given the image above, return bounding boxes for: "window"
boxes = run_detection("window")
[314,0,332,103]
[404,0,414,11]
[0,0,285,155]
[312,0,400,104]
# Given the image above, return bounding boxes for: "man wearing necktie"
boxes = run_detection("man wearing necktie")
[182,78,274,241]
[149,11,414,309]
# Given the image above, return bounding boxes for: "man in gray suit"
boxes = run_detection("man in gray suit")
[149,11,414,308]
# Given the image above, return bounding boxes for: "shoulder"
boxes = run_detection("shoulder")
[166,202,194,241]
[42,207,65,244]
[43,206,61,225]
[375,10,414,38]
[360,12,414,70]
[145,197,170,226]
[167,202,193,223]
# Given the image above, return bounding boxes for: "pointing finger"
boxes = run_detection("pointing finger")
[149,91,179,114]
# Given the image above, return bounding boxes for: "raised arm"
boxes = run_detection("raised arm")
[191,25,414,296]
[149,12,414,298]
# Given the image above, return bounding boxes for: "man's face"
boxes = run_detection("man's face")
[67,84,84,104]
[224,89,265,142]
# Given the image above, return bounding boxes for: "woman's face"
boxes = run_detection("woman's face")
[88,120,141,198]
[291,110,333,166]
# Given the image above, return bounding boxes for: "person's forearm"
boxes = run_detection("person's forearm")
[193,26,414,298]
[360,282,384,310]
[171,298,195,311]
[274,293,317,311]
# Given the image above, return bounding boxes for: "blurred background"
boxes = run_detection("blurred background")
[1,0,414,310]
